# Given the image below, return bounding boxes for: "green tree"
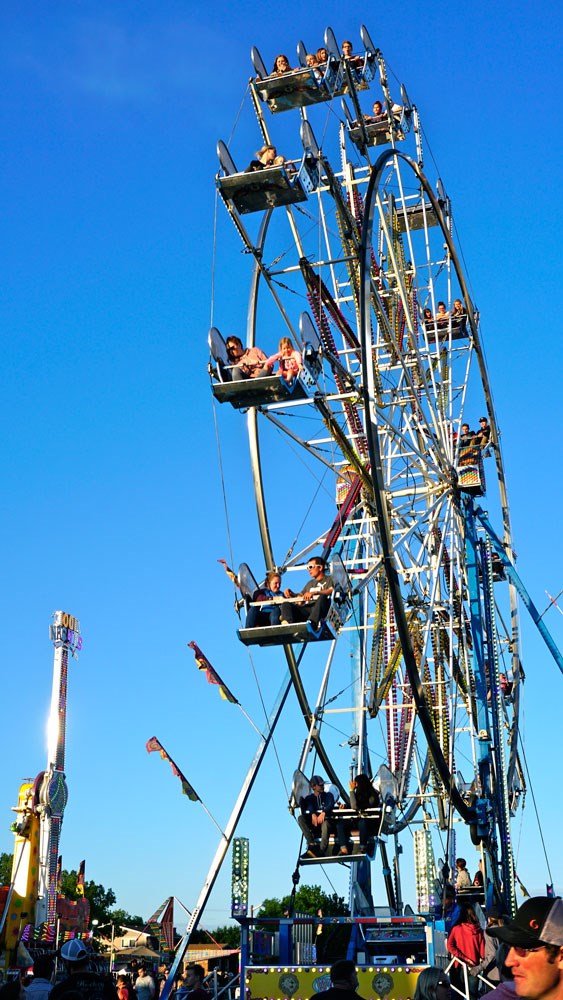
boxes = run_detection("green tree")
[256,886,350,964]
[107,908,145,931]
[0,852,13,886]
[258,884,348,918]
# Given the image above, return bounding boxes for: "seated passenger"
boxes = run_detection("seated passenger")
[335,774,381,855]
[245,144,286,172]
[297,775,335,858]
[423,306,434,328]
[224,336,270,380]
[316,47,328,66]
[475,416,491,448]
[435,301,450,327]
[271,53,293,76]
[267,336,303,383]
[459,422,477,447]
[365,100,386,123]
[246,571,283,628]
[455,857,472,891]
[452,298,466,318]
[305,52,319,67]
[341,40,363,67]
[473,863,484,888]
[280,556,334,636]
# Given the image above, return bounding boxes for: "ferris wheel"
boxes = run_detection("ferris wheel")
[206,25,562,926]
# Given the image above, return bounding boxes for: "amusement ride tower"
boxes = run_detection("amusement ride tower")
[35,611,82,928]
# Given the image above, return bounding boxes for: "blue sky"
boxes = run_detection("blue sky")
[1,0,562,935]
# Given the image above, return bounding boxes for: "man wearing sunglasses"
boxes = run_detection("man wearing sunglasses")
[488,896,563,1000]
[281,556,334,636]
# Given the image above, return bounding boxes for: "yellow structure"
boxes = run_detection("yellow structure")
[246,965,426,1000]
[0,781,41,968]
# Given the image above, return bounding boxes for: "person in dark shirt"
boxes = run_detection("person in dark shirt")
[319,959,367,1000]
[176,966,209,1000]
[50,940,117,1000]
[298,775,335,857]
[476,416,491,449]
[280,556,334,635]
[245,144,286,173]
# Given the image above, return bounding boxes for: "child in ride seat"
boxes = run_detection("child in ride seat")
[267,336,303,383]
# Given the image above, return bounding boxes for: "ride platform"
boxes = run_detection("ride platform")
[425,317,468,340]
[254,67,341,113]
[299,842,375,865]
[398,201,439,231]
[218,164,309,215]
[212,369,317,409]
[238,620,337,647]
[347,118,405,151]
[299,805,385,864]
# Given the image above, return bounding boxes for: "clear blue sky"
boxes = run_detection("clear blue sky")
[1,0,562,934]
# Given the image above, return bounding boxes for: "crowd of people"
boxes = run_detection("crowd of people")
[0,896,561,1000]
[0,949,214,1000]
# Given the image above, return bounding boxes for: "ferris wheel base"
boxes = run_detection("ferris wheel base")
[238,620,338,646]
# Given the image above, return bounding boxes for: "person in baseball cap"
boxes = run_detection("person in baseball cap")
[488,897,563,950]
[487,897,563,1000]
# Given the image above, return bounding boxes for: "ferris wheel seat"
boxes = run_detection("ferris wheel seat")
[217,165,310,215]
[237,618,339,647]
[347,119,405,151]
[211,364,319,409]
[425,316,468,341]
[299,843,374,865]
[254,63,346,114]
[457,447,486,495]
[299,812,383,865]
[395,201,439,232]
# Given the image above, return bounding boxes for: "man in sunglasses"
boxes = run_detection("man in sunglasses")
[487,896,563,1000]
[281,556,334,636]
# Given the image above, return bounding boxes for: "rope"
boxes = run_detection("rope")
[227,81,251,148]
[209,188,219,328]
[518,735,554,886]
[245,645,290,802]
[210,395,236,578]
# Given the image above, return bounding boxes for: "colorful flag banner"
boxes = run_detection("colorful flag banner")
[188,641,239,704]
[145,737,200,802]
[217,558,238,585]
[76,859,85,897]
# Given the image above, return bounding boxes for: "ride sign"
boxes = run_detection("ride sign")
[49,611,83,652]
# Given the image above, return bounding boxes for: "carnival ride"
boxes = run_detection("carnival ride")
[0,612,84,971]
[165,25,562,1000]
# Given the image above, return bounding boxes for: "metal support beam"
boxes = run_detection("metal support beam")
[160,674,293,1000]
[474,506,563,675]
